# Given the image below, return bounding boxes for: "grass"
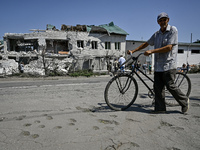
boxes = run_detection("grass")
[68,70,95,77]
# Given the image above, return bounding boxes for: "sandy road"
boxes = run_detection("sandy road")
[0,74,200,150]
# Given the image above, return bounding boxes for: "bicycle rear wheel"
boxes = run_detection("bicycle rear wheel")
[165,72,191,106]
[104,74,138,111]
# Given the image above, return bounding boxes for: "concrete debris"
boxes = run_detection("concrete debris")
[24,56,73,76]
[61,24,87,32]
[0,59,19,76]
[0,53,73,76]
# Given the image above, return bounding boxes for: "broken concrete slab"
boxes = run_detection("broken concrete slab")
[0,59,19,75]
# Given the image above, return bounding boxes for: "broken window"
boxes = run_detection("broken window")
[115,42,121,50]
[46,40,69,53]
[9,39,38,52]
[105,42,111,50]
[91,41,98,49]
[77,40,84,48]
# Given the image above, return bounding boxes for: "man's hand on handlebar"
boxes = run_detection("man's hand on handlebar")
[128,49,152,56]
[144,50,152,56]
[127,50,132,55]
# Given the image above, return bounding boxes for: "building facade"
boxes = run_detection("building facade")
[2,22,128,73]
[177,42,200,67]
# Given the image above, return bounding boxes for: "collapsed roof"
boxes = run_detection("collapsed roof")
[88,22,129,35]
[101,22,129,35]
[58,22,129,36]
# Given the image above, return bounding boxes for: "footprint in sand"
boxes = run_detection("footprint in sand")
[126,118,141,123]
[93,126,100,130]
[23,123,32,127]
[20,131,39,139]
[53,126,62,129]
[70,118,77,123]
[46,116,53,120]
[16,115,26,121]
[170,126,184,131]
[160,121,173,127]
[98,119,119,125]
[31,134,39,139]
[34,120,41,123]
[69,118,77,126]
[38,125,45,128]
[20,131,30,136]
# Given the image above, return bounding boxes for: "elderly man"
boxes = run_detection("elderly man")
[128,12,189,114]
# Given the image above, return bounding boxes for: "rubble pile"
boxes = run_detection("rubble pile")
[0,53,74,76]
[0,59,19,76]
[24,56,73,76]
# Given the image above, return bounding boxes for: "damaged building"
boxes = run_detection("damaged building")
[1,22,128,76]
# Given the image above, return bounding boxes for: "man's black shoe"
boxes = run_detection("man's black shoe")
[182,98,190,114]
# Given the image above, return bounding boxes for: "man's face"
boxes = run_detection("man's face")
[158,17,169,29]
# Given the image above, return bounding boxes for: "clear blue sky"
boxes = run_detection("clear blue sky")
[0,0,199,43]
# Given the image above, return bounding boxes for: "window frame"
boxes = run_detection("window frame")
[105,42,111,50]
[77,40,84,48]
[115,42,121,50]
[178,49,184,54]
[91,41,98,49]
[191,49,200,54]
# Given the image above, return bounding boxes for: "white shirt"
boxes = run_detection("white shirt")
[118,57,126,67]
[147,24,178,72]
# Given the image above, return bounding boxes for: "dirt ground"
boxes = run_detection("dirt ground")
[0,74,200,150]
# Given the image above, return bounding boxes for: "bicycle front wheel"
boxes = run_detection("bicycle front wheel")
[165,72,191,106]
[104,74,138,111]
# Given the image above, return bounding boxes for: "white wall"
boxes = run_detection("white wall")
[178,43,200,67]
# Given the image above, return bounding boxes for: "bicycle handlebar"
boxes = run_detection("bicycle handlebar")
[119,52,144,68]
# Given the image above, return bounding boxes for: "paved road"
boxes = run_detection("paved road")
[0,74,200,150]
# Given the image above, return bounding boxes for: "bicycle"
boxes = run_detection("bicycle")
[104,53,191,111]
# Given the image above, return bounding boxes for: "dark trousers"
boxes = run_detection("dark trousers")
[154,69,188,111]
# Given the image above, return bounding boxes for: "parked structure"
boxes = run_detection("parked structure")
[1,22,128,75]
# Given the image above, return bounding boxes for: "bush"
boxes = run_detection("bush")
[189,64,200,73]
[48,71,65,76]
[69,70,94,77]
[8,72,41,78]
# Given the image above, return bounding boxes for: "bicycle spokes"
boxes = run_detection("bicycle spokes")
[104,74,138,111]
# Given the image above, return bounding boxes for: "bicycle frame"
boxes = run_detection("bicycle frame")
[115,53,189,98]
[116,53,155,98]
[176,65,189,87]
[131,62,154,97]
[105,53,191,111]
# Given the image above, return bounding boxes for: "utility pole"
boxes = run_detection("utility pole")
[187,33,192,65]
